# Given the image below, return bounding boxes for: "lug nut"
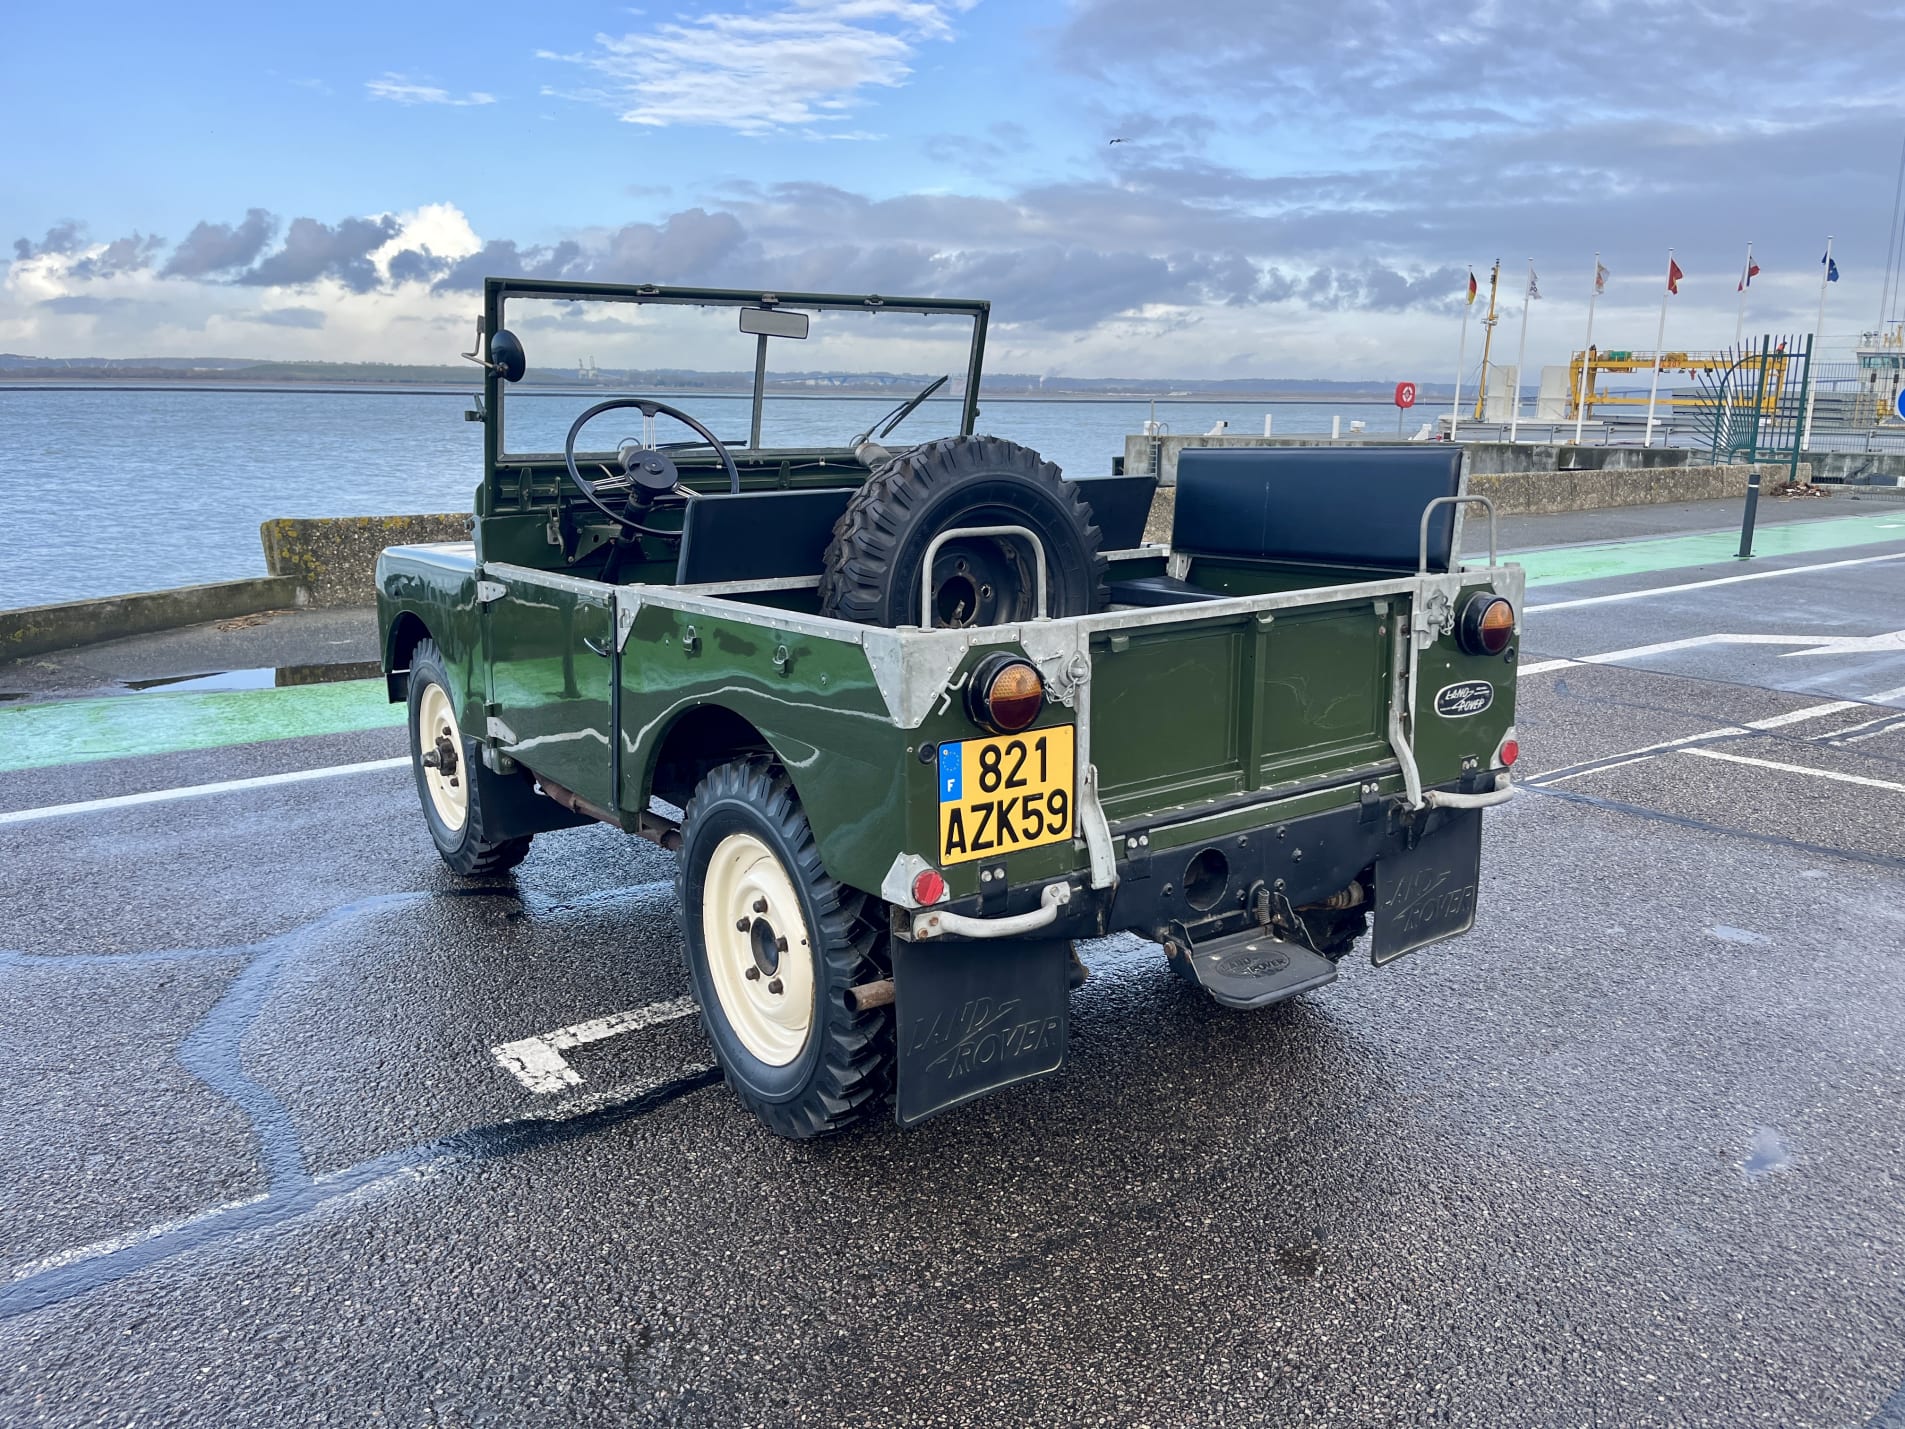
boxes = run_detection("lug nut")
[768,977,784,995]
[775,936,789,954]
[745,967,760,981]
[736,917,751,932]
[752,897,768,914]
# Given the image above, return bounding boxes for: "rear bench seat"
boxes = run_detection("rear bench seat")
[1107,445,1466,607]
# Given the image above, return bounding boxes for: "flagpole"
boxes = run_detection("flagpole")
[1573,251,1600,446]
[1803,235,1834,451]
[1735,239,1753,348]
[1644,248,1674,448]
[1451,283,1472,443]
[1509,258,1534,443]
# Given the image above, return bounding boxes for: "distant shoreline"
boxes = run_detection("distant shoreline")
[0,381,1419,405]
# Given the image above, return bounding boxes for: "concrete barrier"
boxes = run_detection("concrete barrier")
[1122,434,1731,485]
[261,513,470,607]
[1467,463,1797,515]
[0,577,306,663]
[1137,462,1805,544]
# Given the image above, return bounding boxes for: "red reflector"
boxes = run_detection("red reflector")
[1499,739,1519,767]
[912,869,946,905]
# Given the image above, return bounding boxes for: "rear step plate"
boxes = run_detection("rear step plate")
[1185,933,1337,1010]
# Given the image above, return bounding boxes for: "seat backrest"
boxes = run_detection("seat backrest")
[1172,445,1465,572]
[674,487,857,585]
[1065,473,1158,551]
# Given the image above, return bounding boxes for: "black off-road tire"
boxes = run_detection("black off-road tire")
[407,639,532,877]
[676,757,893,1139]
[819,435,1107,627]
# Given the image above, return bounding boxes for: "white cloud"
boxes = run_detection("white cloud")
[365,74,497,107]
[539,0,976,136]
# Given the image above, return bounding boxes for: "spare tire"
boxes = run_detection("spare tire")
[819,436,1107,628]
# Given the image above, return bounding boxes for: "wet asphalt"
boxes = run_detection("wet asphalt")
[4,505,1905,1427]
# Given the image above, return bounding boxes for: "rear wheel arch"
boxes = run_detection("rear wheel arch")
[645,702,781,810]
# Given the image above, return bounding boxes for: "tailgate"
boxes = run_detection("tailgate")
[1087,590,1403,827]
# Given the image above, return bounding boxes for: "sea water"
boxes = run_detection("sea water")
[0,387,1402,608]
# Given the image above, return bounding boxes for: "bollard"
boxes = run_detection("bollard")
[1331,415,1341,439]
[1263,414,1274,437]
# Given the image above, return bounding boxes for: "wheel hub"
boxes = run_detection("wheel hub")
[701,832,816,1066]
[415,681,469,833]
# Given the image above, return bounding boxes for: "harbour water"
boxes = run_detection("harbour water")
[0,388,1400,608]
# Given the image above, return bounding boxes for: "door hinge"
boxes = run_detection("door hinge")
[476,580,507,604]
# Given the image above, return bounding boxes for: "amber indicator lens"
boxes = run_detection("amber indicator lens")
[966,654,1045,733]
[986,661,1045,731]
[1458,594,1516,656]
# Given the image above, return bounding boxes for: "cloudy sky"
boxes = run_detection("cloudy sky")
[6,0,1904,379]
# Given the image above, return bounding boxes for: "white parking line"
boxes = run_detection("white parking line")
[0,757,410,826]
[491,996,701,1094]
[1525,550,1905,613]
[1681,747,1905,794]
[1524,697,1873,787]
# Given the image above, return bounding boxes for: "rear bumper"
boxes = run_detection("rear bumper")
[895,783,1489,953]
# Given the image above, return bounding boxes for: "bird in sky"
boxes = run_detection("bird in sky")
[1108,137,1127,145]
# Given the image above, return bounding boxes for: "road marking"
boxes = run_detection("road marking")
[0,679,401,774]
[492,996,701,1094]
[1523,697,1871,787]
[6,1194,268,1282]
[1512,512,1905,587]
[1525,551,1905,613]
[0,757,411,827]
[1682,746,1905,794]
[1514,657,1580,676]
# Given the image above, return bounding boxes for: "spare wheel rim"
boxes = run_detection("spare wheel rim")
[417,680,469,832]
[701,831,817,1066]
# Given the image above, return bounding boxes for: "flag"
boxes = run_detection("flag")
[1466,270,1478,305]
[1667,258,1684,294]
[1737,260,1761,292]
[1527,269,1541,300]
[1823,252,1840,282]
[1595,262,1609,294]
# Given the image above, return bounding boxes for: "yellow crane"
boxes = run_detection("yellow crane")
[1566,347,1790,417]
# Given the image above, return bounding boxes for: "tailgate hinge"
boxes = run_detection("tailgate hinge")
[476,579,507,605]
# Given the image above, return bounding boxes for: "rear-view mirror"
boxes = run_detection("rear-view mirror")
[739,307,810,340]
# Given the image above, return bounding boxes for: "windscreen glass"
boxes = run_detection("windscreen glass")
[496,297,976,459]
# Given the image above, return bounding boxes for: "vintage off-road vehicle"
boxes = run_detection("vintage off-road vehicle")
[378,279,1522,1136]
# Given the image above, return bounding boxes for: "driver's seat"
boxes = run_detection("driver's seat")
[673,488,857,586]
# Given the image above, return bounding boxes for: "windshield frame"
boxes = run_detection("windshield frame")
[481,279,989,465]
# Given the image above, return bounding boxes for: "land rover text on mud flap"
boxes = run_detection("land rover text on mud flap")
[378,280,1521,1139]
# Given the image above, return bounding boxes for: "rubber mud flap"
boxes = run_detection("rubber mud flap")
[892,937,1069,1127]
[1371,809,1484,965]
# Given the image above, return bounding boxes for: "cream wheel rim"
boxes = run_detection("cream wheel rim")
[417,680,469,832]
[701,831,816,1066]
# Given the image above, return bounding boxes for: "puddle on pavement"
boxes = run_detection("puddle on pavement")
[1742,1126,1791,1180]
[123,661,384,694]
[1274,1234,1328,1281]
[1707,925,1772,946]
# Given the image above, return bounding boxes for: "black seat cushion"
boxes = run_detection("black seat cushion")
[1105,573,1229,607]
[1065,473,1158,551]
[674,487,856,585]
[1173,446,1465,572]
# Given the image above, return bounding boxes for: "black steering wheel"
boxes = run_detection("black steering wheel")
[563,397,742,537]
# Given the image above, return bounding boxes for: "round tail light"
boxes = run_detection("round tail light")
[911,868,946,905]
[1458,594,1516,657]
[966,653,1045,733]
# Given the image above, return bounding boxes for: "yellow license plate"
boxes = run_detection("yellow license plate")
[937,726,1076,865]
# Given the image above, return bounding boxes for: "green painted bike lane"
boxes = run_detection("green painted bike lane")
[5,511,1904,774]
